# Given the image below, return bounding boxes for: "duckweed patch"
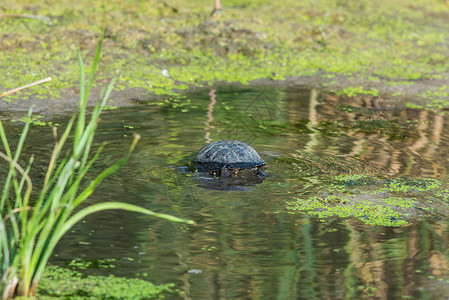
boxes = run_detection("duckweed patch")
[428,189,449,203]
[331,174,378,188]
[68,258,117,270]
[287,198,409,227]
[11,115,60,127]
[385,177,441,194]
[419,85,449,110]
[336,86,379,97]
[37,265,179,299]
[287,175,448,226]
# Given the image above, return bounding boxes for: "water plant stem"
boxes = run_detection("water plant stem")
[0,77,52,98]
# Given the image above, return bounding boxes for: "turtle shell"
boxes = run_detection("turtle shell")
[192,140,265,172]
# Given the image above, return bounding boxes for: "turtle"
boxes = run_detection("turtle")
[191,140,266,176]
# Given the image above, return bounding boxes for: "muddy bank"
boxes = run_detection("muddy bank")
[1,0,449,119]
[1,73,447,120]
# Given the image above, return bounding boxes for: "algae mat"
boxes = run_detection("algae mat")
[1,0,449,116]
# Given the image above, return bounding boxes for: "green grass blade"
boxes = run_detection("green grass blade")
[0,110,24,212]
[98,76,115,112]
[17,156,34,206]
[77,50,86,108]
[85,31,104,98]
[74,49,86,150]
[66,202,195,232]
[73,133,138,206]
[31,202,194,287]
[36,115,74,212]
[0,220,10,274]
[41,117,75,195]
[74,31,103,152]
[63,143,106,206]
[78,76,115,172]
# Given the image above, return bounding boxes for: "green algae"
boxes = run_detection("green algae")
[386,177,441,194]
[336,86,379,97]
[417,85,449,110]
[67,258,117,270]
[287,175,448,227]
[428,189,449,203]
[1,0,449,108]
[11,115,60,126]
[287,198,410,227]
[36,265,180,299]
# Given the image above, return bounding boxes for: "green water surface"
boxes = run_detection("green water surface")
[9,87,449,299]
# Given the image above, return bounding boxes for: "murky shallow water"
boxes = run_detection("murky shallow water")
[8,87,449,299]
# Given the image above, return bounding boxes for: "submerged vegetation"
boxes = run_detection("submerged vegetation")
[0,38,193,299]
[1,0,449,109]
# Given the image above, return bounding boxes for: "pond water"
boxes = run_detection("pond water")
[11,87,449,299]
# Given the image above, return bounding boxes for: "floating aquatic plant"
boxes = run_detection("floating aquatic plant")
[287,175,445,227]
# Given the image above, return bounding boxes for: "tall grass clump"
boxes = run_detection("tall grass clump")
[0,35,194,299]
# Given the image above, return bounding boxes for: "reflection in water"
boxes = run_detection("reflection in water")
[192,170,266,191]
[12,87,449,298]
[310,93,447,178]
[205,89,217,144]
[305,88,319,153]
